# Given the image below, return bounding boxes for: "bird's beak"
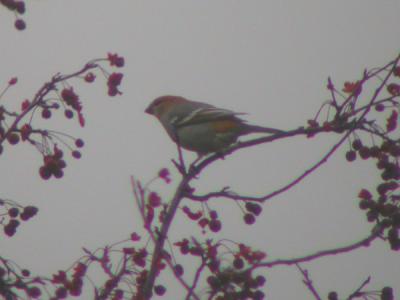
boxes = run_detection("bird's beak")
[145,104,153,115]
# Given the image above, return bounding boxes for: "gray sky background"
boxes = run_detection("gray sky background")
[1,1,400,299]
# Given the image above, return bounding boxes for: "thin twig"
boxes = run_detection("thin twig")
[296,264,322,300]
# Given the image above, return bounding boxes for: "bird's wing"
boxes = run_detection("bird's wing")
[173,106,246,127]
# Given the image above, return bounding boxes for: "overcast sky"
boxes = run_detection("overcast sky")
[1,1,400,299]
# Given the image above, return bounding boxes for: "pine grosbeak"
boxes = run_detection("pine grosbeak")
[145,95,283,155]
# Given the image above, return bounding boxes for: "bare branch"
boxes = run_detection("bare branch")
[296,264,322,300]
[253,226,382,269]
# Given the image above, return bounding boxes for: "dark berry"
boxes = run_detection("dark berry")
[8,207,19,218]
[209,219,222,232]
[345,150,356,162]
[328,291,338,300]
[64,109,74,119]
[244,213,256,225]
[209,210,218,219]
[381,286,393,300]
[245,202,262,216]
[233,258,244,269]
[41,108,51,119]
[352,139,362,150]
[7,133,20,145]
[174,264,184,276]
[39,166,51,180]
[75,138,84,148]
[72,150,81,159]
[375,103,385,112]
[154,285,166,296]
[27,286,41,298]
[20,206,38,221]
[15,19,26,30]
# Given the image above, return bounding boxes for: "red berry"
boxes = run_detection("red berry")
[41,108,51,119]
[84,72,96,83]
[209,219,222,232]
[244,213,256,225]
[21,269,30,277]
[358,189,372,200]
[148,192,161,207]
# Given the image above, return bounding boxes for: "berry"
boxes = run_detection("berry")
[64,109,74,119]
[209,210,218,219]
[27,286,41,298]
[42,108,51,119]
[39,166,51,180]
[20,206,38,221]
[55,287,68,299]
[233,257,244,269]
[245,202,262,216]
[253,290,265,300]
[352,139,362,151]
[381,286,393,300]
[244,213,256,225]
[21,269,30,277]
[84,72,96,83]
[72,150,81,159]
[209,219,222,232]
[8,207,19,218]
[255,275,266,286]
[345,150,356,162]
[154,285,166,296]
[7,133,20,145]
[359,146,370,160]
[375,103,385,112]
[15,19,26,30]
[174,264,184,276]
[75,138,84,148]
[328,291,338,300]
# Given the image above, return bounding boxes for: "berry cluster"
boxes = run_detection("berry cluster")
[243,202,262,225]
[0,55,123,182]
[50,263,87,298]
[0,0,26,30]
[38,142,83,180]
[174,238,267,298]
[0,199,38,237]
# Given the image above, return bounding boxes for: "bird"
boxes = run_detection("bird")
[145,95,284,156]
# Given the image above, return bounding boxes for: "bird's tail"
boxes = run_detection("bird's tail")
[243,124,285,135]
